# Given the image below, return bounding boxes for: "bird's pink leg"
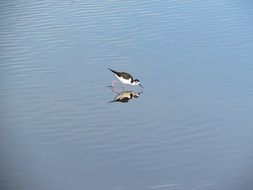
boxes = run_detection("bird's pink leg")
[111,87,118,94]
[111,80,117,87]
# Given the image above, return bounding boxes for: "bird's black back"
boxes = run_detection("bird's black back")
[108,68,133,82]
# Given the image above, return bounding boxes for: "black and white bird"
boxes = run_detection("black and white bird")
[109,90,142,103]
[108,68,143,88]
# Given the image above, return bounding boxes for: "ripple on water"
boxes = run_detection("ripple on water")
[1,0,253,190]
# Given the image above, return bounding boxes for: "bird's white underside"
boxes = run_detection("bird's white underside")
[115,92,132,100]
[116,75,132,85]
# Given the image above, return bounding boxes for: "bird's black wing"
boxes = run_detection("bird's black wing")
[108,68,134,82]
[108,97,129,103]
[119,97,129,102]
[108,68,121,76]
[120,72,132,79]
[120,72,134,83]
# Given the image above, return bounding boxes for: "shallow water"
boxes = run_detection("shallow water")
[1,0,253,190]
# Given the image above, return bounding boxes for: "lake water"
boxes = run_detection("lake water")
[1,0,253,190]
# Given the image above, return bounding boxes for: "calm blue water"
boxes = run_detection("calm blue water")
[1,0,253,190]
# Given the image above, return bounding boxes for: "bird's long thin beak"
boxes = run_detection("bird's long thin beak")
[139,84,144,88]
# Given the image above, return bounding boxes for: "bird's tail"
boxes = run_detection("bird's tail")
[108,68,118,75]
[107,100,117,103]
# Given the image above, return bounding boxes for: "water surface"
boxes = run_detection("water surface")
[1,0,253,190]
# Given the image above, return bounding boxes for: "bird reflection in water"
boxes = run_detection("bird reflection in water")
[109,89,142,103]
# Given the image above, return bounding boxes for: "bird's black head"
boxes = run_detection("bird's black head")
[133,79,143,88]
